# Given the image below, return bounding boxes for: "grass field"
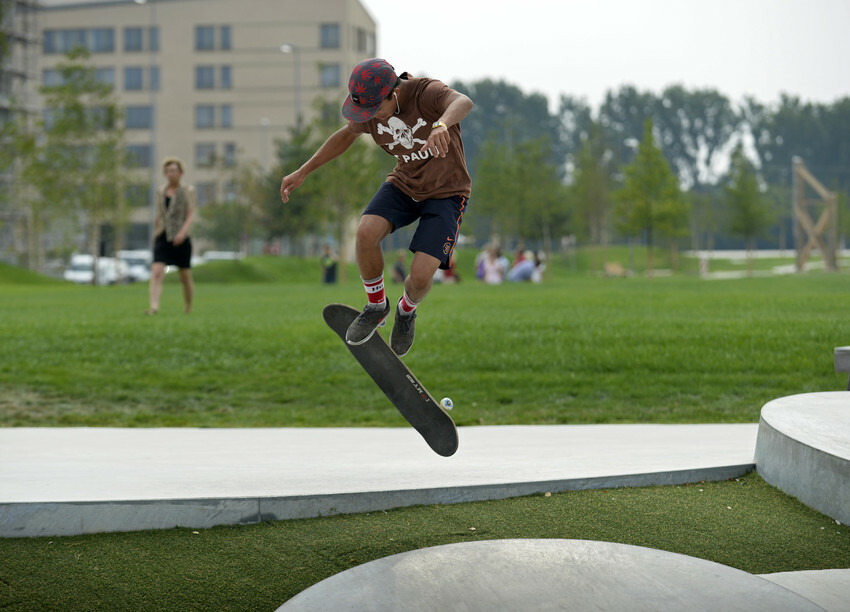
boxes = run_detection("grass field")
[0,472,848,610]
[1,253,848,609]
[0,252,846,427]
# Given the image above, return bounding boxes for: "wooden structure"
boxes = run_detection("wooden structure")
[793,157,838,272]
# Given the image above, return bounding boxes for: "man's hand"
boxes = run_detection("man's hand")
[419,124,450,158]
[280,171,305,203]
[173,231,186,246]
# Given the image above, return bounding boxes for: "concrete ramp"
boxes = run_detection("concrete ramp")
[760,569,850,612]
[278,539,825,611]
[755,392,850,525]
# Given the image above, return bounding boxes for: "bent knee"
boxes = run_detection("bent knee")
[356,215,392,247]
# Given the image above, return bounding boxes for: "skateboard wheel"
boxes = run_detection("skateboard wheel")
[440,397,453,411]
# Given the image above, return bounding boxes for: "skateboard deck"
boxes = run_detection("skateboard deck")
[322,303,458,457]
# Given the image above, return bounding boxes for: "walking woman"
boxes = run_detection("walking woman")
[147,157,195,314]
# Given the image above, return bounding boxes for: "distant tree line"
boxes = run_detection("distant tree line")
[2,49,849,274]
[453,80,850,262]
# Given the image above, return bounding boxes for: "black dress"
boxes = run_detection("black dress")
[153,195,192,268]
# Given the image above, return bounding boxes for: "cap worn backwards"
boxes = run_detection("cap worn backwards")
[342,58,398,123]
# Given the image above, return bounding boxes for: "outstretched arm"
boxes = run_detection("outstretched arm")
[280,125,361,202]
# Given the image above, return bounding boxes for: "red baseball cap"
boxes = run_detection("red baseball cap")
[342,58,398,122]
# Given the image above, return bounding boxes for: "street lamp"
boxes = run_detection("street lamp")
[280,43,301,127]
[134,0,157,247]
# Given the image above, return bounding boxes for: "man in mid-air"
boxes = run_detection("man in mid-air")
[280,58,473,357]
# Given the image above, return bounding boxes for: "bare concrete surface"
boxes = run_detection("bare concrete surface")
[760,569,850,612]
[755,392,850,525]
[277,539,826,612]
[0,424,757,537]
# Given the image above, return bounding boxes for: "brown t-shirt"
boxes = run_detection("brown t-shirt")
[349,77,471,201]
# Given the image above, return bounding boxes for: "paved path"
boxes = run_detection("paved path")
[0,424,757,536]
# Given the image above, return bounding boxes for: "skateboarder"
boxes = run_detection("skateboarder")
[280,58,473,357]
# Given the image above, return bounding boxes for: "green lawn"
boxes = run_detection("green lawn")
[1,472,848,611]
[1,255,848,609]
[0,253,846,427]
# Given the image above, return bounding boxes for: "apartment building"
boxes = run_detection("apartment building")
[39,0,376,247]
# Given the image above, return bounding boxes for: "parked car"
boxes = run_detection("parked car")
[117,250,152,282]
[63,254,128,285]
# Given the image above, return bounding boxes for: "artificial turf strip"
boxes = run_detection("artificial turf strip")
[1,472,847,611]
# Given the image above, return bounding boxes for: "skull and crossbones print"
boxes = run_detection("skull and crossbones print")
[376,117,429,150]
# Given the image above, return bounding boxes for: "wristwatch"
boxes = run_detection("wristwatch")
[432,121,448,130]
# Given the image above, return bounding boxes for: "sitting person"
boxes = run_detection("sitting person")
[508,250,536,282]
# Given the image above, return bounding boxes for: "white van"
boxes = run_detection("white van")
[117,250,152,282]
[64,254,128,285]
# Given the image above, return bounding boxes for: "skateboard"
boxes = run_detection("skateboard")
[322,303,459,457]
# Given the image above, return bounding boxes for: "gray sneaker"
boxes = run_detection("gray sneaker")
[345,299,390,345]
[390,306,417,357]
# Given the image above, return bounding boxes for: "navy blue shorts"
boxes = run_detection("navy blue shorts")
[362,182,467,270]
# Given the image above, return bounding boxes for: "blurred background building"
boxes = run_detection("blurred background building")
[35,0,376,248]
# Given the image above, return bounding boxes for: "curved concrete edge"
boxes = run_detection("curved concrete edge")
[0,463,754,538]
[278,539,825,612]
[759,569,850,612]
[755,416,850,526]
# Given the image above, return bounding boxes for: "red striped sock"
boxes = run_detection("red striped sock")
[362,275,385,306]
[398,291,419,315]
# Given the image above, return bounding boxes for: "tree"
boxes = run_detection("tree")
[725,144,773,276]
[614,119,684,276]
[473,134,568,250]
[451,79,566,179]
[307,104,393,276]
[745,95,850,195]
[653,85,739,190]
[571,120,615,271]
[196,159,264,252]
[11,49,129,277]
[598,85,657,168]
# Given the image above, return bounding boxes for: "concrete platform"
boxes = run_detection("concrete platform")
[278,539,826,611]
[0,424,757,537]
[760,569,850,612]
[754,392,850,525]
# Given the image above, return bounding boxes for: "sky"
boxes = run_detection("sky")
[359,0,850,111]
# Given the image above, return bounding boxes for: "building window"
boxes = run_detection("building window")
[90,29,115,53]
[320,64,341,88]
[43,29,85,54]
[195,26,215,51]
[124,67,143,91]
[196,182,217,207]
[224,181,236,202]
[124,67,157,91]
[195,105,215,129]
[125,105,152,129]
[126,144,152,168]
[220,66,231,89]
[149,27,159,52]
[42,28,115,54]
[320,23,340,49]
[43,69,62,86]
[220,105,232,128]
[195,66,215,90]
[43,30,56,54]
[224,142,236,167]
[124,27,143,52]
[195,143,216,167]
[95,68,115,90]
[220,26,231,51]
